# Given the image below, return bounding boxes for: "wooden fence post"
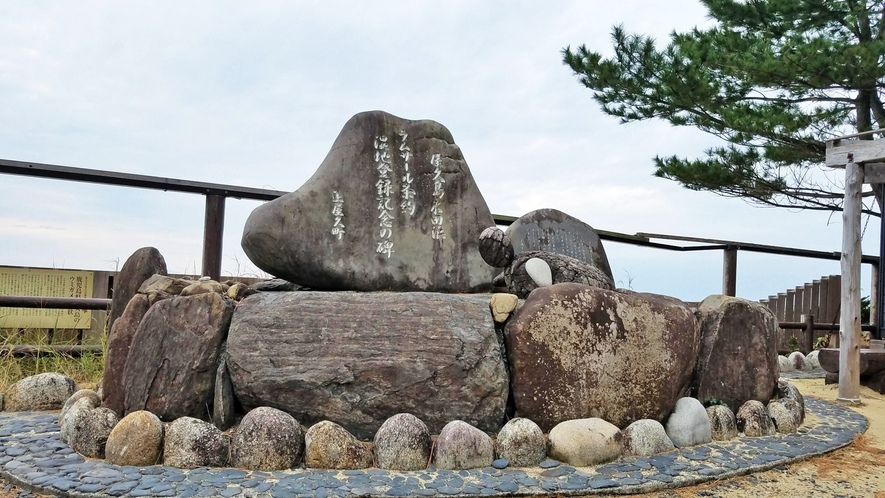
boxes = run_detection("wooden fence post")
[202,195,226,281]
[839,162,862,403]
[800,314,814,354]
[722,247,737,296]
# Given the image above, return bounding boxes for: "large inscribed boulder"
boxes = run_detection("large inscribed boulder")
[505,283,699,430]
[694,295,779,412]
[505,208,614,281]
[123,293,233,420]
[227,291,508,439]
[241,110,497,292]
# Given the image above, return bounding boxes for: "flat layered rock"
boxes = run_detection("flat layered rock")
[241,110,497,292]
[227,291,508,439]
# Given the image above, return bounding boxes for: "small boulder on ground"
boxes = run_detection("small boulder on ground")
[4,372,77,411]
[105,410,164,466]
[373,413,432,471]
[547,418,622,467]
[60,389,101,423]
[776,379,805,424]
[494,417,546,467]
[805,350,821,369]
[304,421,373,470]
[60,397,119,459]
[706,405,738,441]
[231,407,305,471]
[789,351,807,370]
[768,399,801,433]
[432,420,495,470]
[665,397,712,447]
[163,417,228,468]
[622,419,675,457]
[778,355,793,372]
[736,400,776,437]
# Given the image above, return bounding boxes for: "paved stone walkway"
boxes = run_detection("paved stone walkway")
[0,397,866,497]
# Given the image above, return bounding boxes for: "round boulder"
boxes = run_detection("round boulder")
[61,395,99,444]
[61,398,119,459]
[548,418,622,467]
[788,351,807,371]
[164,417,228,468]
[106,410,164,466]
[776,379,805,424]
[805,350,821,369]
[5,372,77,411]
[622,419,675,457]
[665,398,711,447]
[373,413,431,471]
[494,417,546,467]
[231,407,304,471]
[706,405,738,441]
[304,421,373,470]
[60,389,101,424]
[736,400,775,437]
[432,420,494,470]
[767,399,800,434]
[778,355,793,373]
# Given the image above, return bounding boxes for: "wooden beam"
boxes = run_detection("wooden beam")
[839,162,863,403]
[827,139,885,167]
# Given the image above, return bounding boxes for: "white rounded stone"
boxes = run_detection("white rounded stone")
[524,258,553,287]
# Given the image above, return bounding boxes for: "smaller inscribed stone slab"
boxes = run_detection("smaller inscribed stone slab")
[505,208,614,281]
[241,110,497,292]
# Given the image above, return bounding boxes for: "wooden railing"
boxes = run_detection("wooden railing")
[2,157,883,342]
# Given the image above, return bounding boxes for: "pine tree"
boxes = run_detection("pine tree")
[563,0,885,215]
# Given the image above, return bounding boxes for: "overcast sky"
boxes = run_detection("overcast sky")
[0,1,878,302]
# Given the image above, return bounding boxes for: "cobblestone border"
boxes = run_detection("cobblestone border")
[0,396,866,497]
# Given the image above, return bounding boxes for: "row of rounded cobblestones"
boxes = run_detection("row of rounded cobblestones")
[0,397,866,497]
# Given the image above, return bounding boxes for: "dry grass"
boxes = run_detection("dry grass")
[0,326,105,392]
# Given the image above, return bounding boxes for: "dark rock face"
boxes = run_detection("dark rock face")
[241,110,497,292]
[123,293,233,421]
[694,296,779,413]
[505,283,699,430]
[212,347,236,431]
[102,294,153,415]
[505,209,614,281]
[108,247,166,335]
[227,291,508,439]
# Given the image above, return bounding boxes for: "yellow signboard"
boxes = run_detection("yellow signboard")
[0,267,94,329]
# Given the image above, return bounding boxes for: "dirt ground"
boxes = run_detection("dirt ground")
[1,378,883,497]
